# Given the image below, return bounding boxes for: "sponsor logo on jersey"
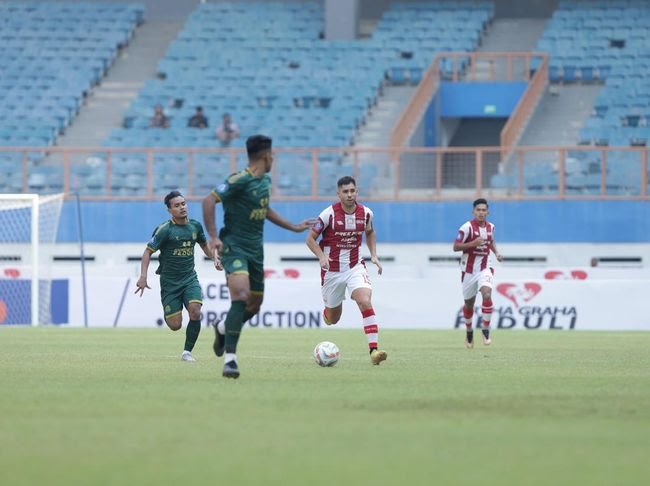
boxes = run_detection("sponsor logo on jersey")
[217,183,229,193]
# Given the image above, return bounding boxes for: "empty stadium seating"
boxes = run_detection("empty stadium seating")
[536,0,650,148]
[0,1,144,194]
[98,1,490,196]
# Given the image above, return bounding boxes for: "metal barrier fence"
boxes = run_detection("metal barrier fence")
[391,52,549,148]
[1,145,648,200]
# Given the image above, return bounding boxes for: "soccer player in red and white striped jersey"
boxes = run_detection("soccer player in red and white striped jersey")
[453,198,503,348]
[306,176,387,365]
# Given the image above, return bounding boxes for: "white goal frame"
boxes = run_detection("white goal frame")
[2,194,40,326]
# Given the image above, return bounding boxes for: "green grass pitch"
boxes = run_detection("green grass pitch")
[0,328,648,486]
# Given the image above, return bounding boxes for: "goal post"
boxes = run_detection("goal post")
[0,193,65,326]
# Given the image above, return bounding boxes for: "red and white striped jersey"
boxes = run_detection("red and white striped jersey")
[455,219,495,274]
[311,202,373,272]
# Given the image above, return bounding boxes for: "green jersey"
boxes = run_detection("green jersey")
[146,218,207,281]
[212,168,271,254]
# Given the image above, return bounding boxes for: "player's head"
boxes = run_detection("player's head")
[472,198,489,221]
[246,134,273,172]
[164,190,187,220]
[336,176,358,208]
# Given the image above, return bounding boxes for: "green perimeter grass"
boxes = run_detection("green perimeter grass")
[0,328,649,486]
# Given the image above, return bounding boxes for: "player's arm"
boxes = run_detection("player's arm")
[365,223,382,275]
[199,240,224,271]
[490,240,503,262]
[266,207,313,232]
[202,192,223,255]
[305,228,329,271]
[135,248,154,296]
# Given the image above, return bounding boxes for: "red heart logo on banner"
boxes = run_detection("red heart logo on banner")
[3,268,20,279]
[570,270,587,279]
[264,268,301,279]
[544,270,588,280]
[496,282,542,307]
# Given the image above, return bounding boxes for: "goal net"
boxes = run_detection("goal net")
[0,194,65,325]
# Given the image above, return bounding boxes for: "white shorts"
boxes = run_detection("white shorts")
[322,263,372,308]
[461,268,494,300]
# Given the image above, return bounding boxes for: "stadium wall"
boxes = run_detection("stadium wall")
[439,82,528,118]
[56,200,650,243]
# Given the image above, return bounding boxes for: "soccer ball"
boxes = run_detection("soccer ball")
[313,341,340,367]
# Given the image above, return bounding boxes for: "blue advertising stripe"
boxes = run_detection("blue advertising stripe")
[51,279,69,325]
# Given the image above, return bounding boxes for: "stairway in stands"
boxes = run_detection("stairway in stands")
[57,20,185,148]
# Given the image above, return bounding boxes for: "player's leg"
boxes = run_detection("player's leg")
[461,272,479,349]
[478,270,495,345]
[222,272,249,378]
[349,266,387,365]
[161,284,183,331]
[242,259,265,323]
[213,259,263,362]
[180,279,203,361]
[161,287,191,359]
[321,270,345,325]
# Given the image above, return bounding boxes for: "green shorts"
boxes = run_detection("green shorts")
[221,244,265,294]
[160,274,203,318]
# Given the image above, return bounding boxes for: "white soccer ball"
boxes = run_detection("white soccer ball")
[313,341,340,367]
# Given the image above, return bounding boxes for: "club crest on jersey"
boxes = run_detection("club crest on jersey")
[233,259,243,269]
[344,214,356,230]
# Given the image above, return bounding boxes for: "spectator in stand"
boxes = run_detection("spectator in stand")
[215,113,240,147]
[150,104,169,128]
[188,106,209,129]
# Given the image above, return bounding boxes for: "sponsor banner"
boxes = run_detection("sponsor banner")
[63,270,650,330]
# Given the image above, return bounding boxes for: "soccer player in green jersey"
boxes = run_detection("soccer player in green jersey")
[136,191,223,362]
[202,134,313,379]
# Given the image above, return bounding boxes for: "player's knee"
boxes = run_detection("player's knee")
[232,289,250,301]
[189,309,201,321]
[166,319,182,331]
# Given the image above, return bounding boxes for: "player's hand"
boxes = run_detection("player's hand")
[294,218,318,232]
[213,255,224,271]
[371,255,383,275]
[319,255,330,272]
[209,236,223,256]
[471,237,485,247]
[495,253,504,262]
[134,276,150,297]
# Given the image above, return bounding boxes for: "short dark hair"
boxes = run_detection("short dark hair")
[164,190,184,207]
[246,134,272,157]
[196,106,203,112]
[337,175,356,188]
[473,198,488,208]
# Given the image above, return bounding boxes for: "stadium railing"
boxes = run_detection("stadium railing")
[0,145,647,201]
[391,52,549,148]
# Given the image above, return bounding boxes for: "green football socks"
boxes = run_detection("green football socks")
[184,319,201,352]
[225,300,246,353]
